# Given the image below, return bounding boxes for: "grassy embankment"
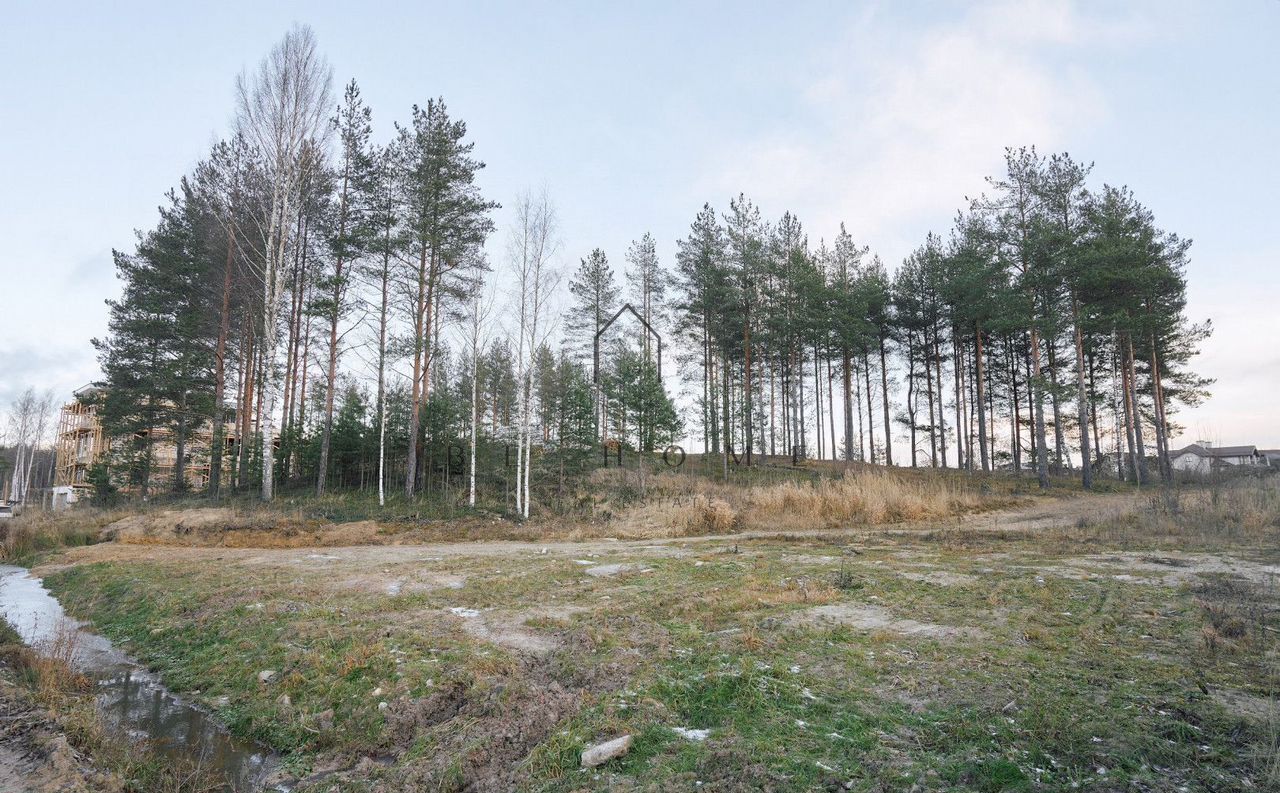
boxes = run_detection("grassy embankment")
[25,473,1280,790]
[4,461,1034,561]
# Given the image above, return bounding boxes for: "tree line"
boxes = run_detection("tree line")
[665,148,1209,489]
[91,26,1208,513]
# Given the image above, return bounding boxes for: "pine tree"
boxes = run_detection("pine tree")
[625,232,666,365]
[93,188,216,495]
[565,248,620,367]
[674,204,727,455]
[317,79,377,495]
[395,98,498,497]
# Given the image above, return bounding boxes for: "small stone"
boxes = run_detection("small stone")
[377,701,389,711]
[672,727,710,741]
[371,687,384,697]
[258,670,277,685]
[581,735,633,768]
[277,694,291,707]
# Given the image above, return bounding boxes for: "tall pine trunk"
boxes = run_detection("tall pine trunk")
[1149,333,1171,482]
[210,224,235,499]
[317,162,353,495]
[842,349,853,462]
[1029,325,1051,489]
[1071,297,1092,489]
[376,225,391,507]
[934,330,947,468]
[1047,340,1067,474]
[879,333,892,466]
[952,333,965,470]
[925,332,937,467]
[826,354,836,462]
[404,248,431,498]
[1125,334,1150,484]
[974,323,989,471]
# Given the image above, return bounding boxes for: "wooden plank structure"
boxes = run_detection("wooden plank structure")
[54,386,219,493]
[54,386,105,492]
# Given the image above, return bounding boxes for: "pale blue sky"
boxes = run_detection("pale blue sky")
[1,1,1277,447]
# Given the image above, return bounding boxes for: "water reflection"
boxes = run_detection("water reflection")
[0,564,281,791]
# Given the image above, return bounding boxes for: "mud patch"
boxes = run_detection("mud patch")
[779,554,839,565]
[366,642,639,793]
[1213,689,1279,724]
[789,602,983,639]
[0,665,122,792]
[445,604,588,656]
[337,570,466,597]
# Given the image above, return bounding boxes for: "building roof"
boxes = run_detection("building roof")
[1170,444,1259,459]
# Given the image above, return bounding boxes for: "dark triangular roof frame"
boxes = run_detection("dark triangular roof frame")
[593,303,663,385]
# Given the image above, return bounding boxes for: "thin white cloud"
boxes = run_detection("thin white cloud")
[697,0,1158,259]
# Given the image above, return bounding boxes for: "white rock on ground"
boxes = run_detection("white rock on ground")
[257,670,276,684]
[672,727,710,741]
[581,735,633,767]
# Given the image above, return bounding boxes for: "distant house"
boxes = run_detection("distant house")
[1262,450,1280,469]
[1169,442,1268,475]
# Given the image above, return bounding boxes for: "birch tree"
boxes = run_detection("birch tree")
[365,145,402,507]
[507,190,559,519]
[234,25,333,501]
[6,388,54,506]
[463,279,494,506]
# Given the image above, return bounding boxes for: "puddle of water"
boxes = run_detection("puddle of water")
[0,565,283,791]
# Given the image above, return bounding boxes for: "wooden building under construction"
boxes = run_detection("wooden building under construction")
[53,386,106,491]
[54,386,218,495]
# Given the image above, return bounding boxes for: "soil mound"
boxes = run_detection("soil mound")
[101,509,384,548]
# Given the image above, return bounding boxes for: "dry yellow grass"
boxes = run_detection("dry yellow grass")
[22,620,92,699]
[589,467,998,538]
[1,506,127,562]
[745,469,982,528]
[678,496,739,535]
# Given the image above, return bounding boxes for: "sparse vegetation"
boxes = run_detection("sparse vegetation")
[0,505,122,565]
[11,477,1272,790]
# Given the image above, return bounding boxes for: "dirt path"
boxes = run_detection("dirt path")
[39,490,1144,575]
